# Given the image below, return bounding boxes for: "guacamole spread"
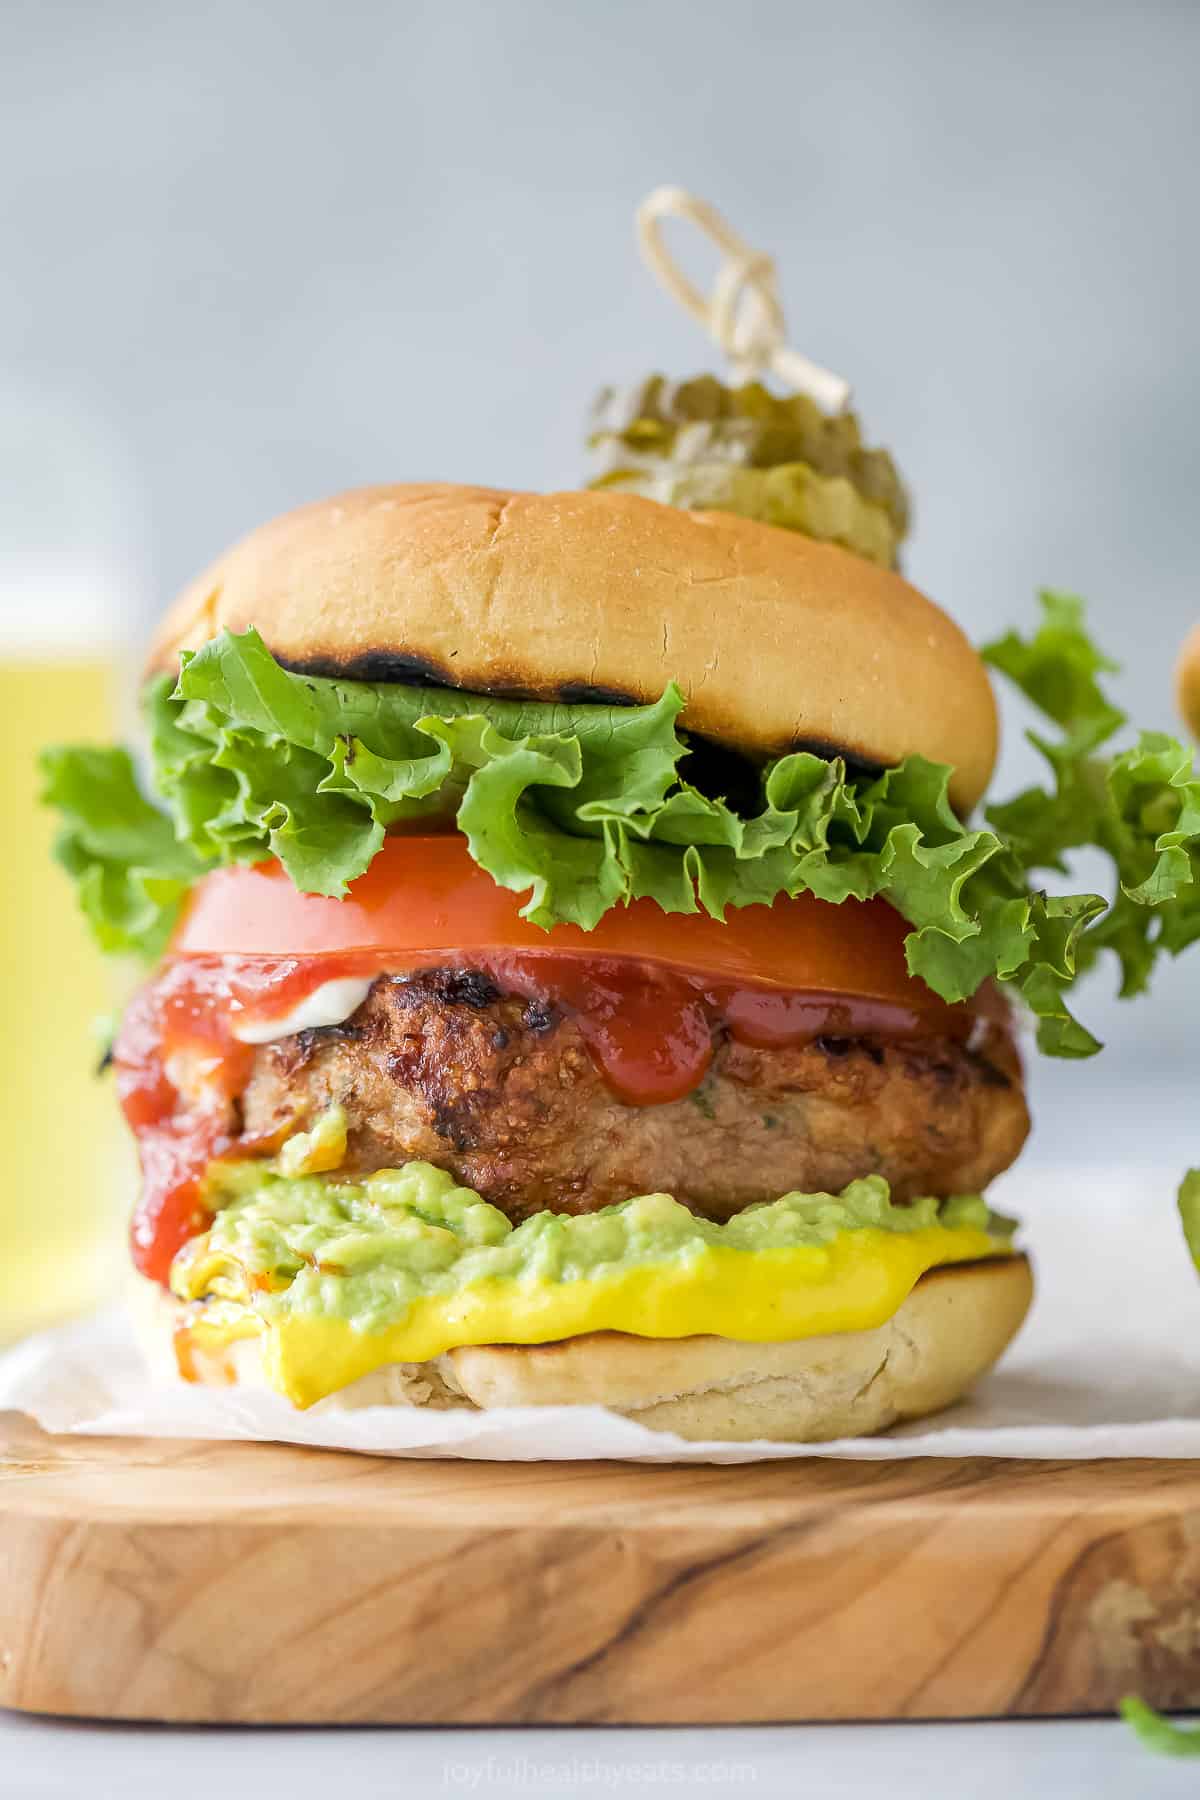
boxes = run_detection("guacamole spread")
[170,1121,1017,1407]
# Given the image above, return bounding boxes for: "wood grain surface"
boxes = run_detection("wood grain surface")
[2,1410,1200,1725]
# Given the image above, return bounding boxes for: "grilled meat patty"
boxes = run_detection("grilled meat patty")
[230,967,1028,1220]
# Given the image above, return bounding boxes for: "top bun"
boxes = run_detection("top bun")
[148,483,998,811]
[1177,622,1200,741]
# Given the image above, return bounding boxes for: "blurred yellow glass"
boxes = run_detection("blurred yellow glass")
[0,654,132,1342]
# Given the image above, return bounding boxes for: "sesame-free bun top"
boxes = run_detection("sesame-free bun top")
[148,483,999,811]
[1177,622,1200,741]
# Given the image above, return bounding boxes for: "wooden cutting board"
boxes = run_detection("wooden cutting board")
[2,1409,1200,1725]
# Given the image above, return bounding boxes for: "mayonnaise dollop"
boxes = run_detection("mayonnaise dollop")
[231,977,374,1045]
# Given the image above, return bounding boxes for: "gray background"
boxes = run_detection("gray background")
[4,0,1199,1107]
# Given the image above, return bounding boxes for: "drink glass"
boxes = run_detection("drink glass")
[0,611,133,1342]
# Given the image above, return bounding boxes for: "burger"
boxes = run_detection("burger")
[1178,623,1200,743]
[43,453,1195,1442]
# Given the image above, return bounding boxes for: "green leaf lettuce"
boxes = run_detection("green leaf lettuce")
[1120,1695,1200,1757]
[1178,1169,1200,1273]
[40,593,1200,1057]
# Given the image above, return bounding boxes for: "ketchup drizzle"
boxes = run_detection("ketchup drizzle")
[113,954,376,1284]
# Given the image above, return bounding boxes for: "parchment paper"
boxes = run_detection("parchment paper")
[3,1161,1198,1462]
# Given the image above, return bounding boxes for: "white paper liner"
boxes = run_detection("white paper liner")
[3,1161,1199,1463]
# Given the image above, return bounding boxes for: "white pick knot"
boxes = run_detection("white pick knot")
[635,185,851,415]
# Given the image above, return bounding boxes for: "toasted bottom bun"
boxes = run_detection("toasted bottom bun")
[140,1254,1032,1444]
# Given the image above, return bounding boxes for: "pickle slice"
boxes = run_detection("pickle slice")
[591,456,900,568]
[587,374,911,559]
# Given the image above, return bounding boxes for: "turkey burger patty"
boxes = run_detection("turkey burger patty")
[231,965,1029,1223]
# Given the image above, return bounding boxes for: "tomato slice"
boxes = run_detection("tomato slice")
[173,832,962,1022]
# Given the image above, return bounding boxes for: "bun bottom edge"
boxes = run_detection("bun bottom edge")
[136,1255,1033,1445]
